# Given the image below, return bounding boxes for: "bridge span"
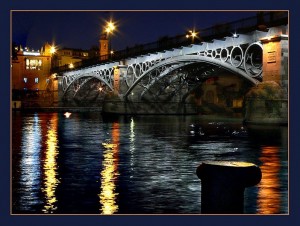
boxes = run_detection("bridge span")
[58,18,288,122]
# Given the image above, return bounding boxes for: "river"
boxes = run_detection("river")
[11,112,288,214]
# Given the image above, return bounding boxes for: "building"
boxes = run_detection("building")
[52,47,90,69]
[99,33,109,61]
[11,42,97,108]
[12,42,53,93]
[12,42,60,108]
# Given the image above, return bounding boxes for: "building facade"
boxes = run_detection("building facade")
[12,43,94,107]
[12,42,53,92]
[52,47,90,69]
[99,33,109,60]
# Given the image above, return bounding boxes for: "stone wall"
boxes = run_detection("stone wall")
[244,81,287,124]
[102,100,198,115]
[262,36,288,98]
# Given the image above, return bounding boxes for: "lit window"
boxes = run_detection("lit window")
[25,58,42,70]
[35,78,39,83]
[23,78,27,83]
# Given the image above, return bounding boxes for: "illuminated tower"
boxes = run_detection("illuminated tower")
[42,42,53,57]
[99,33,109,60]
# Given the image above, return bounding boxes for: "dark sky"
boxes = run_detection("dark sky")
[12,11,258,51]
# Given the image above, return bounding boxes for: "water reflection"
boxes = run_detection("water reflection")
[42,113,59,213]
[99,122,120,214]
[257,146,281,214]
[19,113,42,209]
[12,113,288,214]
[130,118,135,172]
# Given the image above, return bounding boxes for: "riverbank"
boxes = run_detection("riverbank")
[12,106,103,113]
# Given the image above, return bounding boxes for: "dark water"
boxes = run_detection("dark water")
[12,112,288,214]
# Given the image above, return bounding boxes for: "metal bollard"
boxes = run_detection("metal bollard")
[196,161,261,214]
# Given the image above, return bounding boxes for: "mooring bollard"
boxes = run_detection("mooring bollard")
[196,161,261,214]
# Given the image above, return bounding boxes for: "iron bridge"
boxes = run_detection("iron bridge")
[61,25,287,102]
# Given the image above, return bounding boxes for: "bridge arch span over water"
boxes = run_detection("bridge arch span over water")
[59,25,288,115]
[122,52,261,102]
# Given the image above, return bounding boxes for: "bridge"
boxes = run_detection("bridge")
[57,12,288,119]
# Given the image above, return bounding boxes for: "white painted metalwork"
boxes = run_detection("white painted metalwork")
[61,26,287,100]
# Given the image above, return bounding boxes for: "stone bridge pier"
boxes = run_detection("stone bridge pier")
[244,34,288,125]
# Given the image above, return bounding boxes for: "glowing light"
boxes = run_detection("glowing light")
[69,63,74,69]
[64,112,72,118]
[42,114,59,213]
[232,32,239,38]
[257,146,281,214]
[99,123,120,214]
[23,51,41,56]
[105,21,116,34]
[204,161,255,167]
[51,73,57,79]
[50,46,56,54]
[261,36,277,41]
[186,30,198,40]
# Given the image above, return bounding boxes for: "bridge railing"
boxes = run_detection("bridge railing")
[51,11,288,73]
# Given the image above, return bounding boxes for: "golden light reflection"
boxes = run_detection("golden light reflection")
[257,146,281,214]
[99,122,120,214]
[42,113,60,213]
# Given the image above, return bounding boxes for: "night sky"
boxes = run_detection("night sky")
[12,11,258,51]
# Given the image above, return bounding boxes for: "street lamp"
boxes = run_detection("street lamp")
[50,45,56,54]
[232,32,239,38]
[186,30,198,43]
[49,44,57,70]
[104,20,116,54]
[105,21,116,34]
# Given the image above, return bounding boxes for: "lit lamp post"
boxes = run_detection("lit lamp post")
[49,45,56,70]
[110,50,114,59]
[186,30,198,43]
[105,21,116,57]
[50,45,56,55]
[100,20,117,61]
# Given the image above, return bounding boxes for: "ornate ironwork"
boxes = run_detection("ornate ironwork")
[60,26,286,103]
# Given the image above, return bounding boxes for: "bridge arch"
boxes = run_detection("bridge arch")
[123,54,261,100]
[62,73,114,98]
